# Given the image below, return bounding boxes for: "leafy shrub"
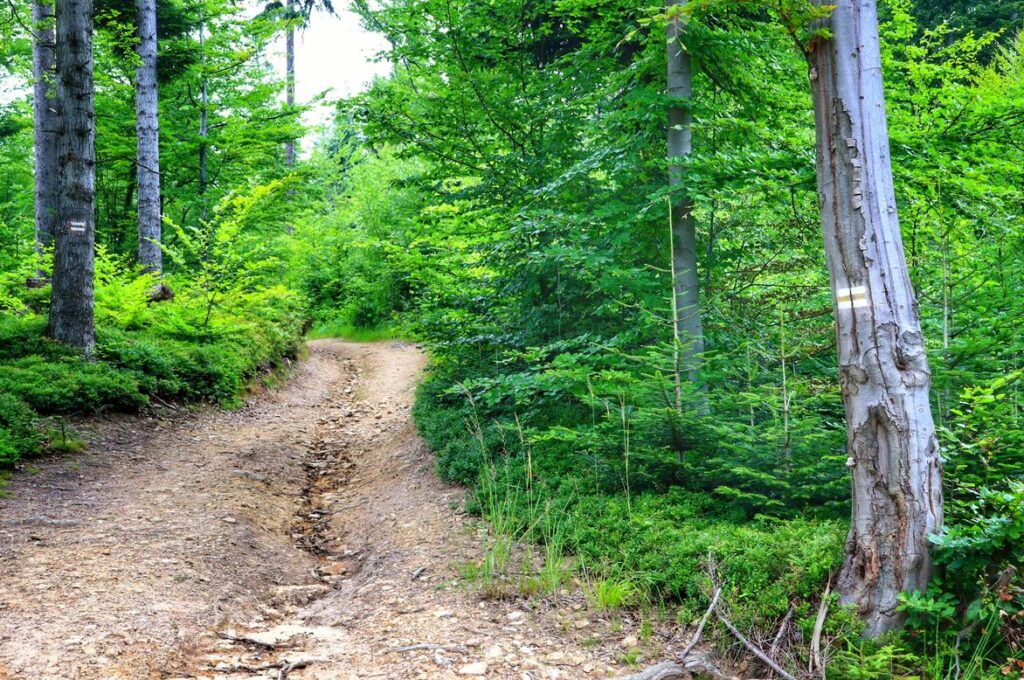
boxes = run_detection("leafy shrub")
[0,210,308,468]
[0,356,148,413]
[0,315,71,361]
[568,492,844,620]
[414,369,846,618]
[0,393,41,467]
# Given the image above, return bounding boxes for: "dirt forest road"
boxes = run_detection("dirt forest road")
[0,340,636,680]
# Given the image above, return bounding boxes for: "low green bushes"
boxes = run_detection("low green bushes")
[568,493,843,619]
[0,307,305,469]
[414,356,1024,674]
[413,368,846,623]
[0,184,313,469]
[0,392,42,467]
[0,251,307,468]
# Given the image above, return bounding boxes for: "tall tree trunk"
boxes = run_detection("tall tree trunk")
[284,0,296,166]
[49,0,96,353]
[198,7,208,221]
[666,0,705,402]
[808,0,943,637]
[135,0,162,273]
[32,0,58,266]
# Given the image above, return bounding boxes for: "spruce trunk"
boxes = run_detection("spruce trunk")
[666,0,705,393]
[49,0,96,353]
[135,0,162,273]
[808,0,943,636]
[32,0,58,261]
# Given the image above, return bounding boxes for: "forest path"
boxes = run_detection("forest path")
[0,341,630,680]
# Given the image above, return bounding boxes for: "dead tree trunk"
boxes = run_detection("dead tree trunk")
[135,0,162,273]
[808,0,943,637]
[666,0,705,400]
[49,0,96,353]
[32,0,58,262]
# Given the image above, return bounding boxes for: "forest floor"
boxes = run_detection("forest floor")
[0,340,657,680]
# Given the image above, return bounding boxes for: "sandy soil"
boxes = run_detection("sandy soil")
[0,340,669,680]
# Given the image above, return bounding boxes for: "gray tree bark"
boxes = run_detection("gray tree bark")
[666,0,705,398]
[284,0,296,166]
[198,7,209,220]
[135,0,162,273]
[32,0,58,262]
[808,0,943,637]
[49,0,96,353]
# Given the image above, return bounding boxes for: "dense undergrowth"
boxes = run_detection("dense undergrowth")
[0,188,308,468]
[293,1,1024,675]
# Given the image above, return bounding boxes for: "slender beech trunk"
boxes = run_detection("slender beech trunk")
[135,0,162,273]
[284,0,296,166]
[49,0,96,353]
[32,0,58,264]
[198,8,209,221]
[666,0,705,399]
[808,0,943,637]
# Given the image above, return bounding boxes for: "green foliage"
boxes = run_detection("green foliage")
[0,354,148,413]
[307,321,403,342]
[164,180,291,337]
[0,191,307,468]
[297,144,426,331]
[942,373,1024,491]
[584,575,639,611]
[301,0,1024,672]
[0,393,42,467]
[829,641,922,680]
[918,483,1024,660]
[0,0,1020,672]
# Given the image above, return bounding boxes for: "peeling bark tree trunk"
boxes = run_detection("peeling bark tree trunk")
[135,0,162,273]
[284,0,296,166]
[32,0,58,261]
[666,0,705,401]
[49,0,96,353]
[808,0,943,637]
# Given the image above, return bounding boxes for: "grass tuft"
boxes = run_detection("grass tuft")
[307,321,405,342]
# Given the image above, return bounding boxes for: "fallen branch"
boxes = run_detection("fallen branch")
[714,608,797,680]
[616,654,728,680]
[615,661,687,680]
[809,578,832,676]
[278,659,313,679]
[390,643,469,654]
[678,587,721,658]
[216,659,315,676]
[217,631,283,650]
[769,606,795,661]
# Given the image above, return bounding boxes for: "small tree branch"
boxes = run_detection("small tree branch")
[678,587,720,658]
[714,607,797,680]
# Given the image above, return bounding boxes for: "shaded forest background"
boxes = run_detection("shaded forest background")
[0,0,1022,676]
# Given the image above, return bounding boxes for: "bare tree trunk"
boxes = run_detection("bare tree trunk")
[32,0,58,265]
[284,0,296,166]
[808,0,943,637]
[666,0,705,397]
[135,0,162,273]
[49,0,96,353]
